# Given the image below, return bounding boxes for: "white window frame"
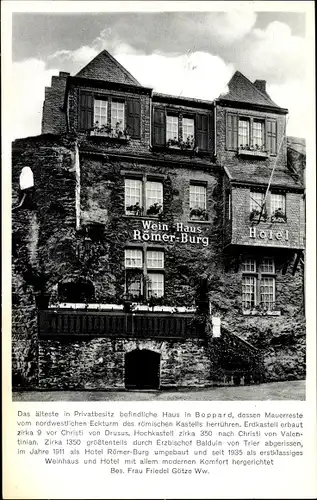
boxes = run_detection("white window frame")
[124,248,164,299]
[111,100,125,131]
[252,119,265,148]
[190,184,207,210]
[166,115,179,142]
[271,193,286,215]
[250,191,265,212]
[242,257,276,312]
[148,273,164,298]
[238,118,250,147]
[182,117,195,142]
[94,99,108,128]
[125,179,143,214]
[125,177,163,217]
[146,181,163,213]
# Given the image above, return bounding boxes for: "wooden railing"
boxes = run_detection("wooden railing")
[38,309,204,339]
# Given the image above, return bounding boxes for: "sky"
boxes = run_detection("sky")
[10,8,309,140]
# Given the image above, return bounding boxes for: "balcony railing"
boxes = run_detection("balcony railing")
[38,309,204,339]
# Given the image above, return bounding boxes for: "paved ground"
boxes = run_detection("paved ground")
[12,379,305,401]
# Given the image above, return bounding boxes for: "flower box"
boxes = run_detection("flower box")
[238,148,268,158]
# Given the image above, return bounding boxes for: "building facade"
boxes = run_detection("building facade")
[12,51,305,391]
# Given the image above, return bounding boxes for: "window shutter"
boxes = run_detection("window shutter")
[126,98,141,138]
[153,108,166,146]
[227,113,238,150]
[79,92,93,130]
[267,119,277,154]
[196,114,208,150]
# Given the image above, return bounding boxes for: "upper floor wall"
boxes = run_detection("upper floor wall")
[215,102,288,168]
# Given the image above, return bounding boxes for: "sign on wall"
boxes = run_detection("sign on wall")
[133,220,209,246]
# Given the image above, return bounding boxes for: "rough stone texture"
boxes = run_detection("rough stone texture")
[42,74,68,134]
[68,83,152,156]
[12,85,306,389]
[12,134,78,387]
[38,339,211,389]
[224,186,305,249]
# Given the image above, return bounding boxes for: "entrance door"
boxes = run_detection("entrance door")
[125,349,160,389]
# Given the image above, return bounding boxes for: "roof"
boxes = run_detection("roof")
[218,71,282,109]
[75,50,142,87]
[224,162,304,190]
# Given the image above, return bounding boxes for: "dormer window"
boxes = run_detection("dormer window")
[94,99,108,128]
[111,100,125,132]
[79,91,141,138]
[153,107,208,151]
[227,112,276,155]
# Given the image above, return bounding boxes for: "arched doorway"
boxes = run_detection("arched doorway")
[125,349,160,389]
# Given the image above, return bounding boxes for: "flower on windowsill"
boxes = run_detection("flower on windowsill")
[249,207,268,223]
[271,208,287,223]
[91,121,130,140]
[167,135,196,150]
[190,207,208,221]
[167,137,180,148]
[125,202,144,216]
[243,302,278,316]
[146,203,163,216]
[180,135,195,150]
[239,143,267,153]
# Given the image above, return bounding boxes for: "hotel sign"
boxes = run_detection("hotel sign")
[249,227,289,241]
[133,220,209,246]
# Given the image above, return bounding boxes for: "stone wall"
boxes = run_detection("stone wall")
[38,338,211,389]
[68,84,152,156]
[12,134,78,387]
[42,73,69,134]
[12,133,305,389]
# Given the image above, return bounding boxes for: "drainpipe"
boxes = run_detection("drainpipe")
[214,100,217,158]
[149,89,153,149]
[74,141,80,231]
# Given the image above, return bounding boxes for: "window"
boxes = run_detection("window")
[125,178,163,216]
[153,108,208,151]
[166,115,179,142]
[125,179,143,214]
[242,276,256,310]
[125,249,164,299]
[189,184,207,220]
[271,193,286,216]
[182,117,195,143]
[253,120,265,148]
[238,119,250,147]
[94,99,108,127]
[249,190,287,222]
[111,101,125,131]
[227,113,277,154]
[242,257,276,311]
[250,191,265,212]
[250,191,267,221]
[79,92,141,138]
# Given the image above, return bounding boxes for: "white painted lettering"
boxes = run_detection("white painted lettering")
[275,231,282,240]
[259,230,266,239]
[249,227,256,238]
[133,230,141,240]
[181,233,188,243]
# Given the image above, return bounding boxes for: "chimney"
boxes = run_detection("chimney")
[59,71,70,77]
[253,80,267,93]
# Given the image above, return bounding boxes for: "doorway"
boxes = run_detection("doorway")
[125,349,160,389]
